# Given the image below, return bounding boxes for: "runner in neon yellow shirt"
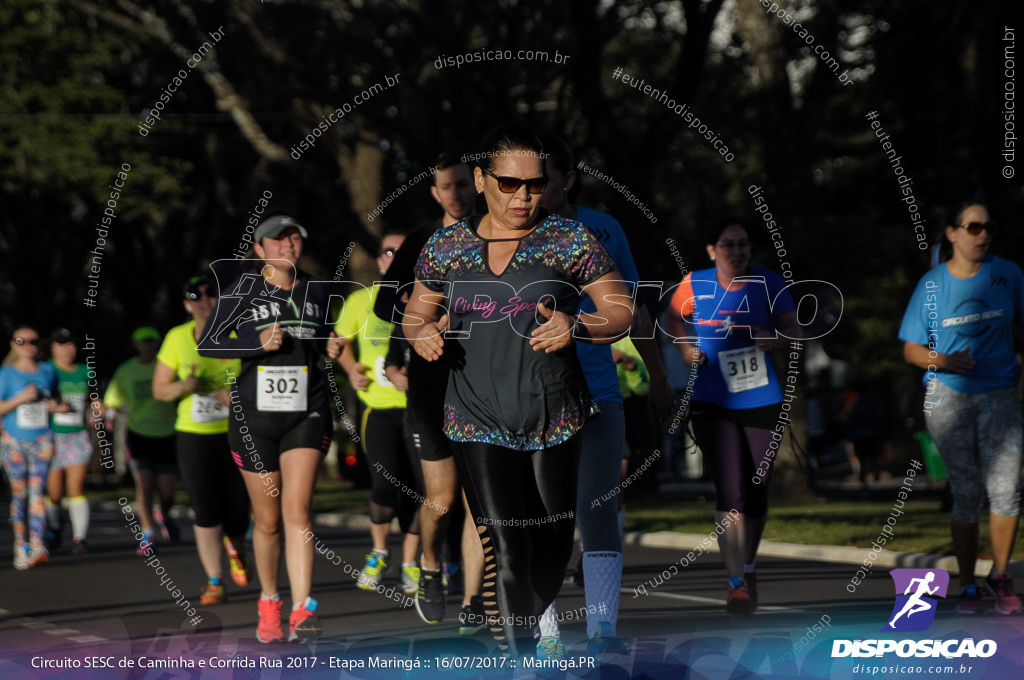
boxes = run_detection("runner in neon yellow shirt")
[154,275,250,605]
[336,234,422,597]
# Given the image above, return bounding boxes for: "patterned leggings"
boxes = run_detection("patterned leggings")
[925,382,1023,522]
[1,433,55,548]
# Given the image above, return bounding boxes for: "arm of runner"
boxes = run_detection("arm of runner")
[630,307,674,421]
[152,361,197,402]
[404,280,449,362]
[0,383,38,417]
[754,310,802,352]
[903,341,974,373]
[338,343,370,392]
[570,272,634,346]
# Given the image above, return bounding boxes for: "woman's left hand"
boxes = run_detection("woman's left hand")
[530,303,575,353]
[213,388,232,407]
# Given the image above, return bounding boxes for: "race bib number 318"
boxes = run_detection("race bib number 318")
[719,346,768,393]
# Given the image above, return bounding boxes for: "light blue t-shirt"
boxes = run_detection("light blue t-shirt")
[899,255,1024,394]
[574,206,640,403]
[0,363,60,440]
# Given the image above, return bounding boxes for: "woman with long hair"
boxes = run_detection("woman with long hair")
[0,325,67,568]
[899,202,1024,615]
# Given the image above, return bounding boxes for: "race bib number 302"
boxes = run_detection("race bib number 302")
[719,346,769,393]
[257,366,308,412]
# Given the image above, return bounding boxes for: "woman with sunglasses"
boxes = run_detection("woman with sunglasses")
[198,216,344,644]
[405,126,633,656]
[667,219,800,619]
[153,275,249,606]
[0,326,67,569]
[899,202,1024,616]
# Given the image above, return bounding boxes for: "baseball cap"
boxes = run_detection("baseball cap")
[184,274,212,299]
[254,215,308,242]
[51,328,77,345]
[132,327,161,342]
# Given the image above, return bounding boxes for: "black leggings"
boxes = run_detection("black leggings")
[176,432,250,534]
[452,436,581,656]
[691,418,776,517]
[362,408,423,534]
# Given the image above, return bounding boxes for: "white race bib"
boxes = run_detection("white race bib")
[191,393,229,423]
[257,366,308,412]
[16,402,49,430]
[374,355,395,388]
[719,346,769,393]
[53,393,86,427]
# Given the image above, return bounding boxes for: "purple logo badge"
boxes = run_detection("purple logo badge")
[882,568,949,632]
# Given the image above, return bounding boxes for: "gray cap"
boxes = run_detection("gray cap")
[254,215,308,241]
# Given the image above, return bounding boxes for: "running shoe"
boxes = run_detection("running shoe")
[43,527,62,552]
[136,532,156,557]
[71,539,88,556]
[27,545,48,568]
[727,582,755,618]
[587,621,628,656]
[200,581,226,606]
[745,571,758,610]
[13,544,30,571]
[401,564,420,595]
[955,584,985,615]
[985,573,1023,614]
[153,507,181,543]
[288,597,322,644]
[357,551,389,591]
[223,537,250,587]
[256,596,285,643]
[458,595,487,635]
[415,569,447,624]
[535,635,565,661]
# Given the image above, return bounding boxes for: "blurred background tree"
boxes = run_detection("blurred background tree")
[2,0,1020,447]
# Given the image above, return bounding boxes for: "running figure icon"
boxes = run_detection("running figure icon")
[888,572,939,628]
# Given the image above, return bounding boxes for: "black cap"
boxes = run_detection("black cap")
[254,215,308,241]
[51,328,76,344]
[184,274,211,299]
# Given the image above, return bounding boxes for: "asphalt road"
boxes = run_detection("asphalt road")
[1,504,1020,679]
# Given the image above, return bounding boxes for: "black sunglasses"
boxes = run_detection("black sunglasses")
[14,337,39,346]
[186,288,216,301]
[481,167,548,195]
[959,221,995,236]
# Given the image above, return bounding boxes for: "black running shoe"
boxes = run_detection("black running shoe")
[415,569,447,624]
[458,595,487,635]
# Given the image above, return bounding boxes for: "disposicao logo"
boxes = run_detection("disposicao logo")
[883,568,948,632]
[832,568,997,659]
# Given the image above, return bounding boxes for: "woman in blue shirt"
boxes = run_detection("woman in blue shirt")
[899,202,1024,616]
[0,325,67,569]
[668,219,800,618]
